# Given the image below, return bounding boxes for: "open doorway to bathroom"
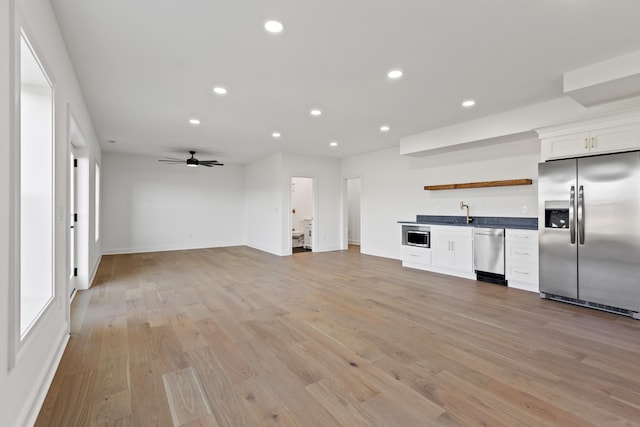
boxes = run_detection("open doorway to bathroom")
[291,177,314,254]
[346,177,361,253]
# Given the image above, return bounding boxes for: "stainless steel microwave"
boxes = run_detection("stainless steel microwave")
[402,225,430,248]
[407,230,430,247]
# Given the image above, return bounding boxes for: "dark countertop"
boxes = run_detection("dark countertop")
[398,215,538,230]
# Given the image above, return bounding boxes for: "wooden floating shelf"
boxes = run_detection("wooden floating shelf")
[424,178,533,191]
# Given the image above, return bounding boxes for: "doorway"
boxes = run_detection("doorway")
[345,177,361,253]
[290,177,314,254]
[68,114,89,292]
[68,148,77,300]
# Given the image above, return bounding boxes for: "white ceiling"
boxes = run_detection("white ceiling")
[51,0,640,164]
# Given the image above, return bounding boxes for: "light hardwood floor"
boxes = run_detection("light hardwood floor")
[36,246,640,426]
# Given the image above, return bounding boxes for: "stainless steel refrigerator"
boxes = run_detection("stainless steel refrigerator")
[538,151,640,318]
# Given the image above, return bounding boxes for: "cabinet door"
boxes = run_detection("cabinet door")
[431,226,473,272]
[431,234,452,268]
[589,125,637,155]
[542,133,589,160]
[450,235,473,273]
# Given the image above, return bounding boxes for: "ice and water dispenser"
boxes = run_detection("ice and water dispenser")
[544,201,569,229]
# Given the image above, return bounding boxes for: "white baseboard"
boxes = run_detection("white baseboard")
[19,326,69,427]
[102,242,244,255]
[508,281,539,293]
[88,253,102,288]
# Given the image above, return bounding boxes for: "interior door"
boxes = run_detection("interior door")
[538,159,578,298]
[69,151,77,299]
[577,151,640,311]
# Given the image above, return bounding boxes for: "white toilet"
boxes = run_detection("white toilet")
[292,230,304,248]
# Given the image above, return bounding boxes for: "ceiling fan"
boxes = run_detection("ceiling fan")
[159,151,224,168]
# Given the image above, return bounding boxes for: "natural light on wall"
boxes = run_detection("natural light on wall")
[20,34,54,338]
[95,162,100,242]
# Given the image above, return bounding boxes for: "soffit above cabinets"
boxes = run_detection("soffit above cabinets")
[400,49,640,157]
[564,51,640,107]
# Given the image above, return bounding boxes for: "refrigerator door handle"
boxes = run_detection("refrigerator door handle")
[569,186,576,244]
[578,185,585,245]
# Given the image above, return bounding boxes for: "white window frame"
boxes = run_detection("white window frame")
[9,22,57,368]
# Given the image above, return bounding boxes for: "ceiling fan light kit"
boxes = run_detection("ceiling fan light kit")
[159,151,224,168]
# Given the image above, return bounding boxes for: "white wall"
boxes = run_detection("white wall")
[244,152,342,256]
[0,0,13,423]
[102,152,246,254]
[347,178,361,244]
[245,152,284,255]
[1,0,103,425]
[282,153,342,255]
[291,177,313,232]
[341,135,540,259]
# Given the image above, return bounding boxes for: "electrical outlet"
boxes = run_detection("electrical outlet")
[522,205,528,214]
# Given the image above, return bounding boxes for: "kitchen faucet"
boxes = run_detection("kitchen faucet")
[460,201,473,224]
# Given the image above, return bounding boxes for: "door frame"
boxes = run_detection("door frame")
[288,176,316,255]
[68,112,89,295]
[342,176,362,250]
[68,146,77,301]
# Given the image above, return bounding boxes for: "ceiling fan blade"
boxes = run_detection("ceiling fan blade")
[200,162,224,166]
[162,157,185,161]
[158,160,184,163]
[200,163,214,167]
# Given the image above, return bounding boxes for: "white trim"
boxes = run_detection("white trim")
[288,175,316,255]
[88,253,102,289]
[508,281,539,293]
[244,243,287,257]
[16,326,69,427]
[102,243,245,256]
[16,27,57,343]
[401,262,477,281]
[312,246,344,253]
[7,0,18,372]
[342,176,363,251]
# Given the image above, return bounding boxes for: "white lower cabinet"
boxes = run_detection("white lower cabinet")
[401,245,432,268]
[430,225,474,278]
[401,225,473,279]
[400,224,539,287]
[303,219,312,249]
[505,229,539,292]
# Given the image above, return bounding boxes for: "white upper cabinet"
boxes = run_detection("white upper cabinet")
[538,110,640,161]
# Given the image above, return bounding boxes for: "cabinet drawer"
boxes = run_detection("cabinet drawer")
[402,246,432,265]
[507,245,537,265]
[506,230,537,243]
[508,262,538,284]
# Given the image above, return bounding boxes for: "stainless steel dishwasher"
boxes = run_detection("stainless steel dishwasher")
[473,228,507,285]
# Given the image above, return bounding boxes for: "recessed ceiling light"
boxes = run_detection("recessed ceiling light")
[189,119,201,125]
[213,87,227,95]
[462,99,476,108]
[272,132,281,138]
[310,109,322,117]
[387,69,403,79]
[380,125,390,132]
[329,141,338,147]
[265,20,284,33]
